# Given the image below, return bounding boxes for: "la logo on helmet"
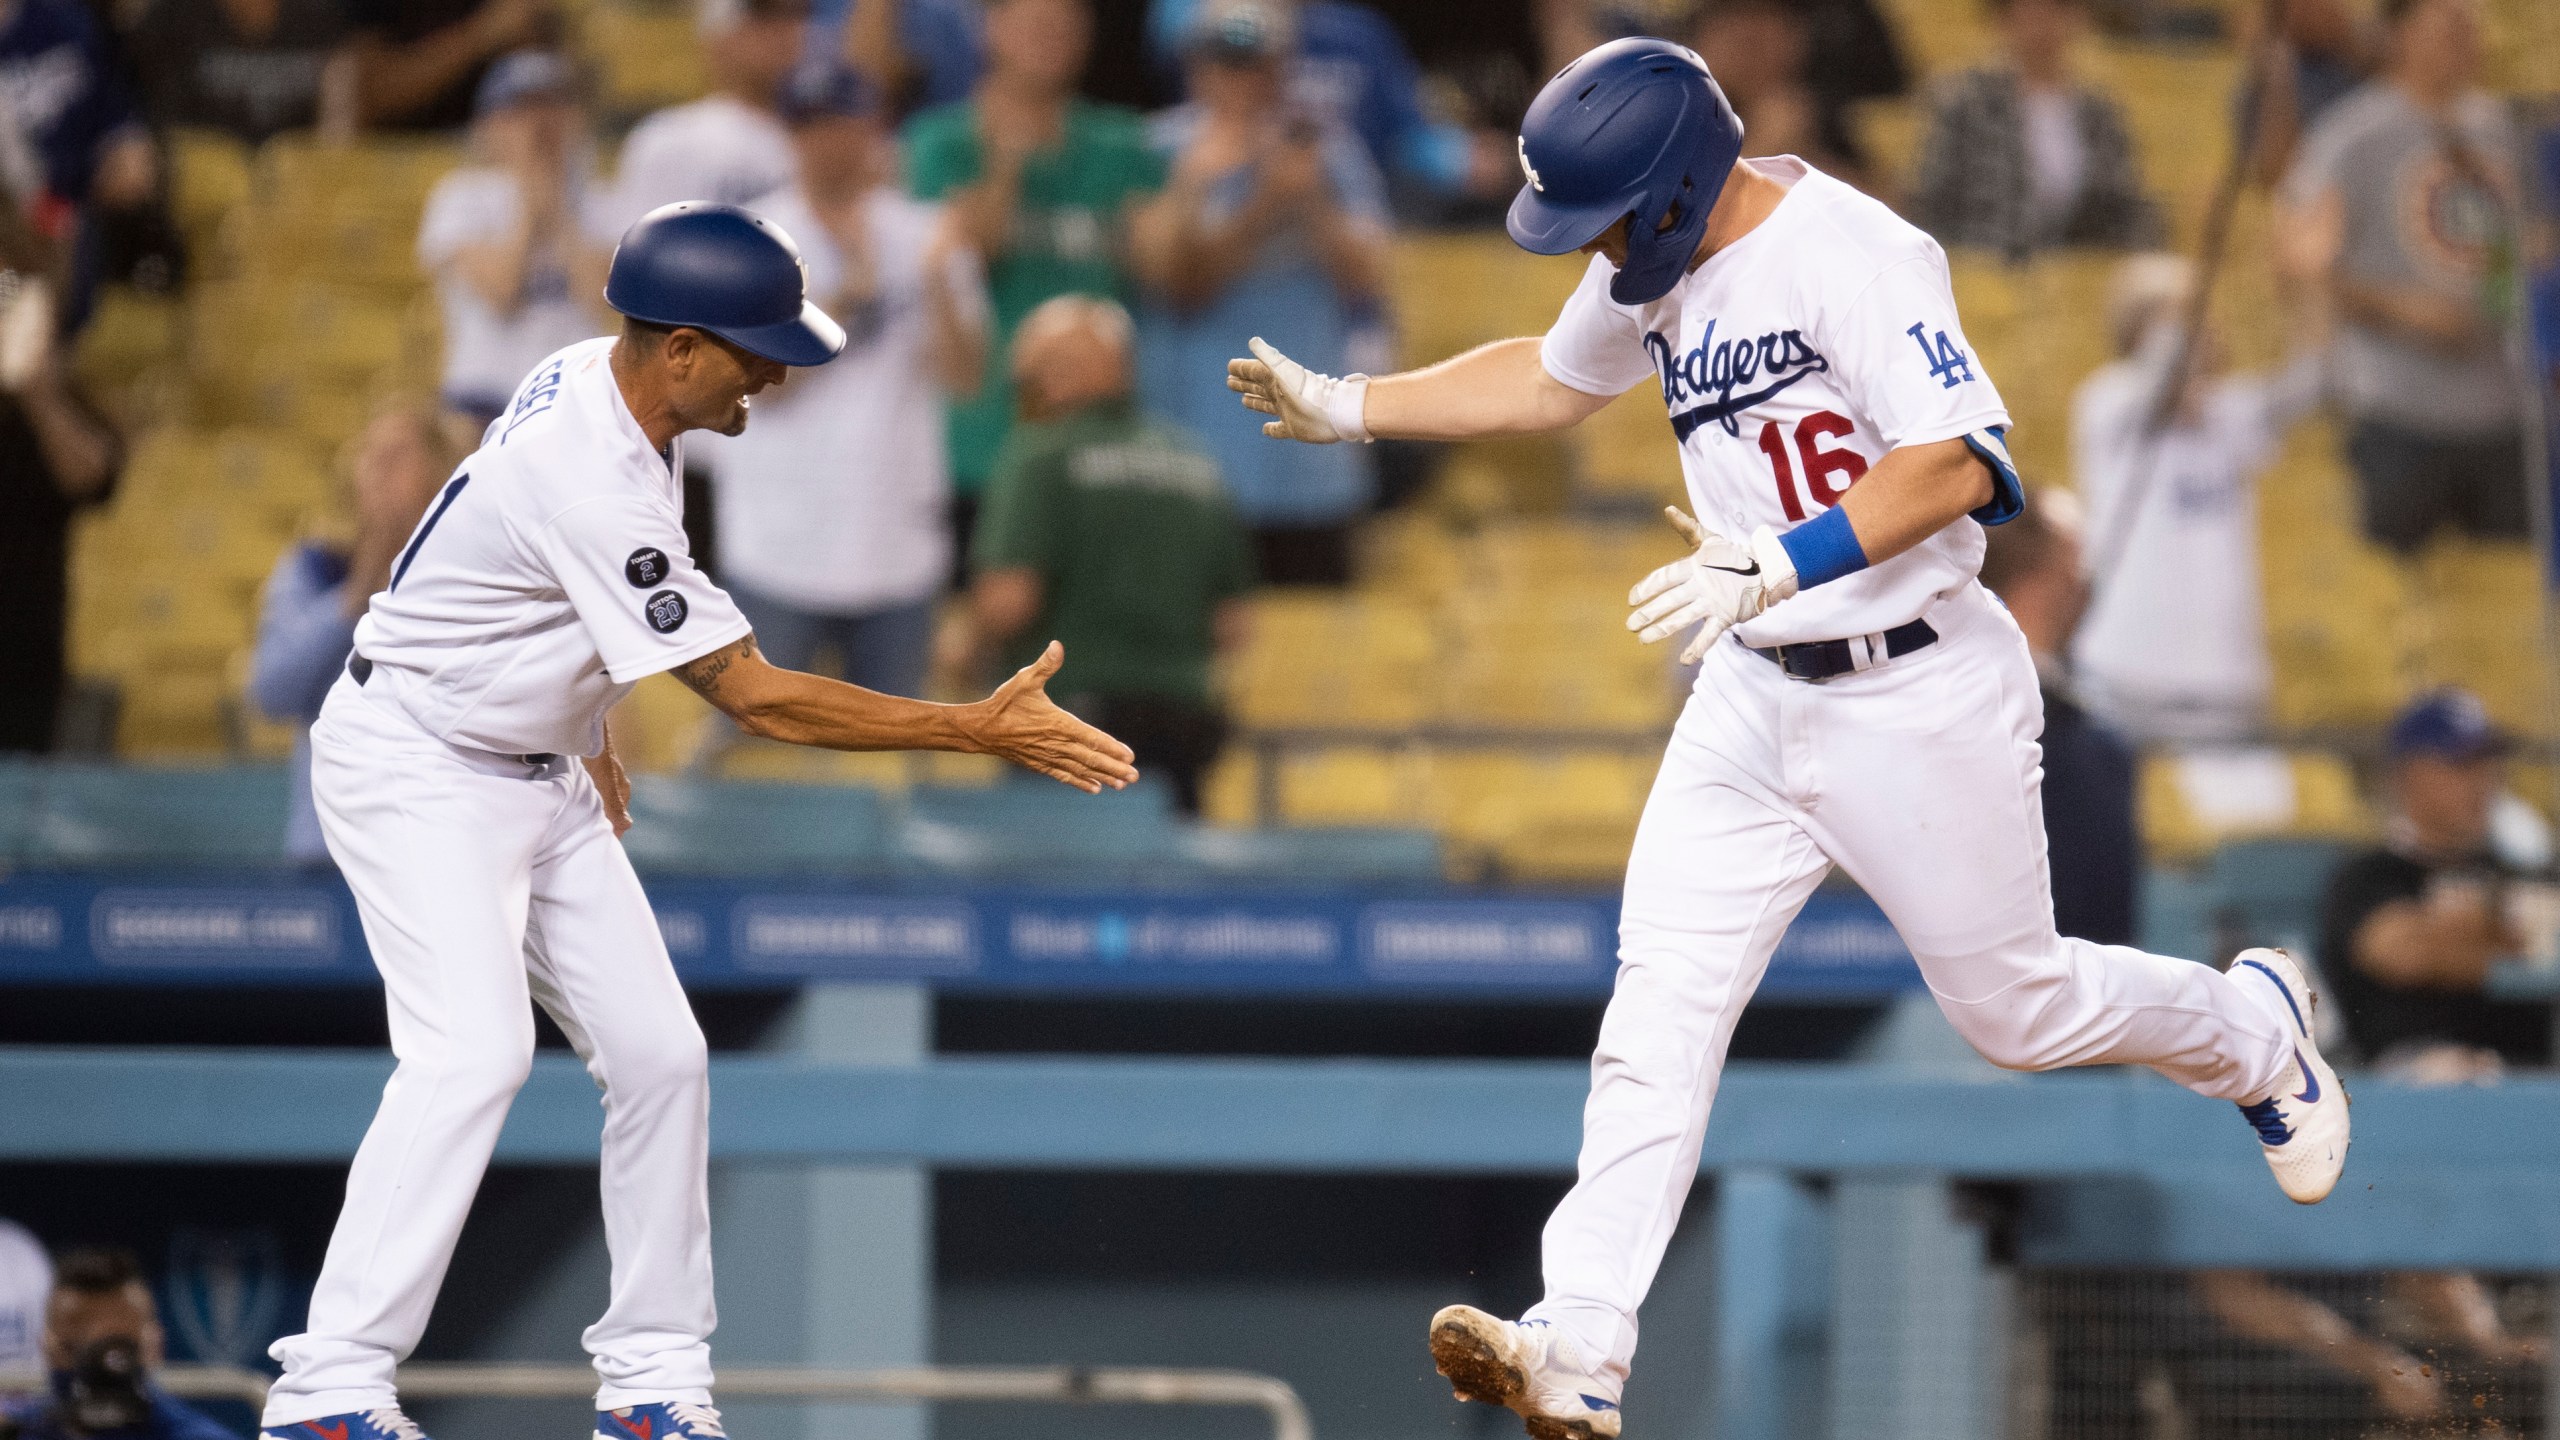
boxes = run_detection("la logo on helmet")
[1517,137,1543,192]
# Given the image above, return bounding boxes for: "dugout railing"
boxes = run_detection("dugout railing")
[154,1363,1314,1440]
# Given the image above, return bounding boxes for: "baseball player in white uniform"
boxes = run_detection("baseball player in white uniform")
[1229,39,2350,1440]
[256,203,1136,1440]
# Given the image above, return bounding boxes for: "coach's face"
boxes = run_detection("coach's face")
[661,327,788,437]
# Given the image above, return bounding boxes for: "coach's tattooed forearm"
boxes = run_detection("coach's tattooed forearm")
[676,636,757,701]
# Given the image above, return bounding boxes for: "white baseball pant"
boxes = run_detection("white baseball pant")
[263,674,715,1425]
[1522,582,2293,1384]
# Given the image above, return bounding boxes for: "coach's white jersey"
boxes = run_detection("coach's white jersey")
[1540,158,2012,647]
[350,337,752,757]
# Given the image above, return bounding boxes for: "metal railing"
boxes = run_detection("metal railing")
[157,1363,1313,1440]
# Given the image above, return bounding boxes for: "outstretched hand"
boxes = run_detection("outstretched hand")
[967,641,1140,794]
[1226,336,1370,443]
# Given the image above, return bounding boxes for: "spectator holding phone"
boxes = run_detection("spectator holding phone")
[418,50,607,429]
[1132,0,1387,584]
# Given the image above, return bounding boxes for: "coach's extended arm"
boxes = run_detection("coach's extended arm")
[673,635,1138,794]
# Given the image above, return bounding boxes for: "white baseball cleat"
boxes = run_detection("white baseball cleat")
[1428,1305,1622,1440]
[2229,948,2350,1204]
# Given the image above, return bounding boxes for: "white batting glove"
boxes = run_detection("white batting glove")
[1226,336,1372,444]
[1627,508,1800,665]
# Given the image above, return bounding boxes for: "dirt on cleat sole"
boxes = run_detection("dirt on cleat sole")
[1431,1314,1528,1412]
[1429,1311,1614,1440]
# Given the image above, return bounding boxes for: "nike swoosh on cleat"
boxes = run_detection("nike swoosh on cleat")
[315,1424,348,1440]
[2293,1048,2320,1105]
[2238,958,2308,1035]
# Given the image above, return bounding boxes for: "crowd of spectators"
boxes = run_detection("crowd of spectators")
[0,4,2555,1431]
[0,0,2545,881]
[692,61,986,698]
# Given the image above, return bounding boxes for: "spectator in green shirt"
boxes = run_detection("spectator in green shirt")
[905,0,1169,554]
[967,296,1254,814]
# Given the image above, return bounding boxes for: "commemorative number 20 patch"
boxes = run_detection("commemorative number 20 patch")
[644,589,689,634]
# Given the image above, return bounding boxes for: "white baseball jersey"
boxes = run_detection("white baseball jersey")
[350,337,752,758]
[1539,157,2013,648]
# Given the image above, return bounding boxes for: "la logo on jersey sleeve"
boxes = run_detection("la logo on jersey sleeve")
[1904,322,1976,389]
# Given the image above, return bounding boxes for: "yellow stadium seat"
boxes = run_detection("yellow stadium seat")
[259,136,466,216]
[226,647,303,761]
[2138,748,2376,865]
[74,288,181,385]
[1271,744,1432,827]
[1429,748,1660,882]
[1573,389,1681,502]
[1390,233,1580,370]
[1227,592,1437,729]
[585,7,711,116]
[164,129,253,244]
[606,674,717,775]
[715,742,916,789]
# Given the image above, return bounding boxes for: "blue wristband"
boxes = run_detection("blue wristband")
[1777,505,1869,589]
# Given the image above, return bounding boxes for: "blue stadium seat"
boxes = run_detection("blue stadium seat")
[21,763,291,867]
[2207,838,2351,956]
[896,777,1187,879]
[1180,825,1443,884]
[0,758,38,861]
[622,777,889,874]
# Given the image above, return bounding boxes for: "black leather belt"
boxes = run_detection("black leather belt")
[345,653,555,766]
[1747,618,1938,682]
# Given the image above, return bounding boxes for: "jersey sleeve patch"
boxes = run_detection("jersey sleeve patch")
[625,547,671,587]
[644,589,689,633]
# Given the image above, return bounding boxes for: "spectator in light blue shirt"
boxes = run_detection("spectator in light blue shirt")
[1133,0,1390,585]
[818,0,986,118]
[1146,0,1504,201]
[248,408,453,865]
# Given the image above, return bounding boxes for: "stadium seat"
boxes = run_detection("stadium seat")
[19,763,290,865]
[1267,744,1430,827]
[897,776,1185,877]
[2207,837,2352,955]
[164,129,254,243]
[1179,825,1443,884]
[1569,389,1681,502]
[2137,747,2372,865]
[621,776,890,874]
[1228,592,1436,729]
[0,759,37,859]
[585,6,712,117]
[711,742,917,789]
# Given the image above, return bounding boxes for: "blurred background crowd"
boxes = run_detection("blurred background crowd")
[0,0,2557,1431]
[0,0,2549,863]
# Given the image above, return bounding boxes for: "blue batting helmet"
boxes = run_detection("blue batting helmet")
[604,202,847,367]
[1508,38,1744,306]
